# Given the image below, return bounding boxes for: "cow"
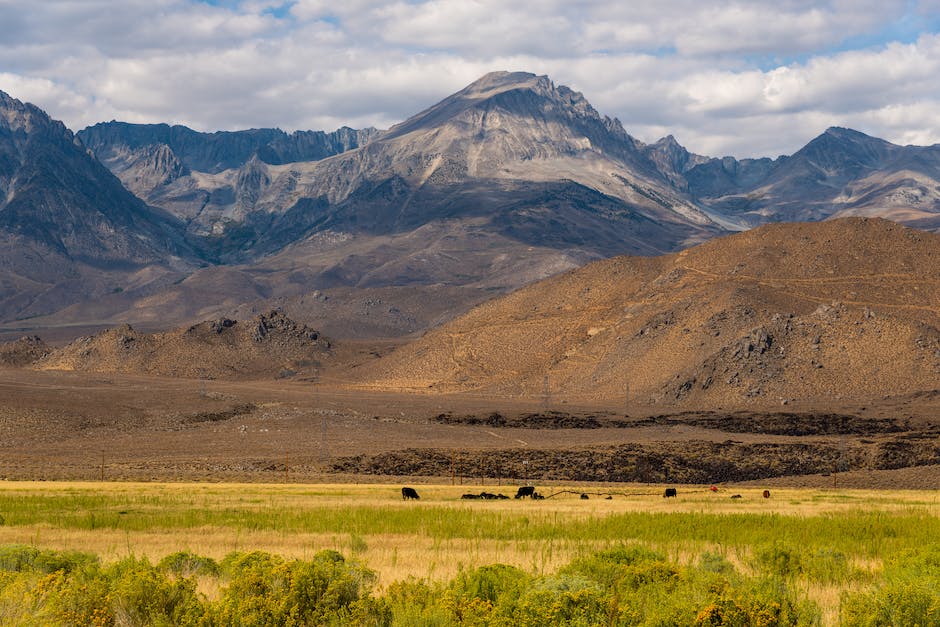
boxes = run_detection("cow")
[531,492,545,500]
[730,494,742,499]
[580,493,589,500]
[515,486,536,499]
[763,490,771,499]
[496,493,510,500]
[480,492,498,500]
[461,493,481,500]
[663,488,677,498]
[401,487,420,500]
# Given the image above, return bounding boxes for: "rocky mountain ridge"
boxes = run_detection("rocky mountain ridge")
[684,127,940,229]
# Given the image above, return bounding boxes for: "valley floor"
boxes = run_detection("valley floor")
[1,368,937,489]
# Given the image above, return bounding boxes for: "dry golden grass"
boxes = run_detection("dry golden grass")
[0,480,936,590]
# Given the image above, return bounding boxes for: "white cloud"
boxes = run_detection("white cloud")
[0,0,938,157]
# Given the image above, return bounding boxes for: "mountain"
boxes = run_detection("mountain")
[0,90,196,322]
[684,127,940,229]
[7,73,940,340]
[79,71,719,264]
[354,218,940,407]
[43,71,722,337]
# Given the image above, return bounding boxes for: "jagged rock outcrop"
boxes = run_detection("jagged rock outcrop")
[0,335,51,367]
[36,310,330,379]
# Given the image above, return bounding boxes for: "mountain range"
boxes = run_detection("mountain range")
[2,71,940,338]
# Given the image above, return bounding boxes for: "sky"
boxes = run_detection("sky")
[1,0,940,158]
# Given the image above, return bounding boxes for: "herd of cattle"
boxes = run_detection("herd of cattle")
[402,486,772,501]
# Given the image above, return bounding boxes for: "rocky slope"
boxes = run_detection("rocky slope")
[77,122,380,246]
[0,90,198,322]
[354,218,940,407]
[36,310,329,379]
[0,335,50,367]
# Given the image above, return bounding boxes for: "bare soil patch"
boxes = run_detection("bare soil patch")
[1,368,938,489]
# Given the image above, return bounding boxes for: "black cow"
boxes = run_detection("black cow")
[461,493,481,500]
[580,493,589,500]
[663,488,677,498]
[730,494,742,499]
[515,486,536,499]
[480,492,498,500]
[532,492,545,500]
[401,487,420,500]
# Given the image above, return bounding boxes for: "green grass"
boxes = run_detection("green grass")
[1,489,936,559]
[0,482,937,625]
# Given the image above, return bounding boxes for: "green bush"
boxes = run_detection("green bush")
[210,549,387,625]
[386,577,450,626]
[34,567,114,626]
[158,551,220,577]
[107,557,205,626]
[441,564,530,625]
[841,545,940,626]
[512,575,609,627]
[0,544,98,574]
[841,578,940,626]
[754,544,804,579]
[699,551,736,575]
[561,544,668,589]
[694,579,820,627]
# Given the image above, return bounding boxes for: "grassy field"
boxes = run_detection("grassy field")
[0,481,938,625]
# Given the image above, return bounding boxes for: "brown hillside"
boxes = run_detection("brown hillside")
[0,335,51,367]
[354,218,940,407]
[36,310,329,379]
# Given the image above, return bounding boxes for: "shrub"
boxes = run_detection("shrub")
[754,544,803,579]
[34,567,113,626]
[694,579,819,627]
[841,579,940,626]
[512,575,609,627]
[563,544,679,595]
[442,564,530,625]
[0,544,98,574]
[210,549,385,625]
[699,551,736,575]
[386,577,450,626]
[801,547,853,584]
[158,551,220,577]
[841,545,940,626]
[107,557,205,626]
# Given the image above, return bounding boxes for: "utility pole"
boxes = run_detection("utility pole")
[624,379,630,416]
